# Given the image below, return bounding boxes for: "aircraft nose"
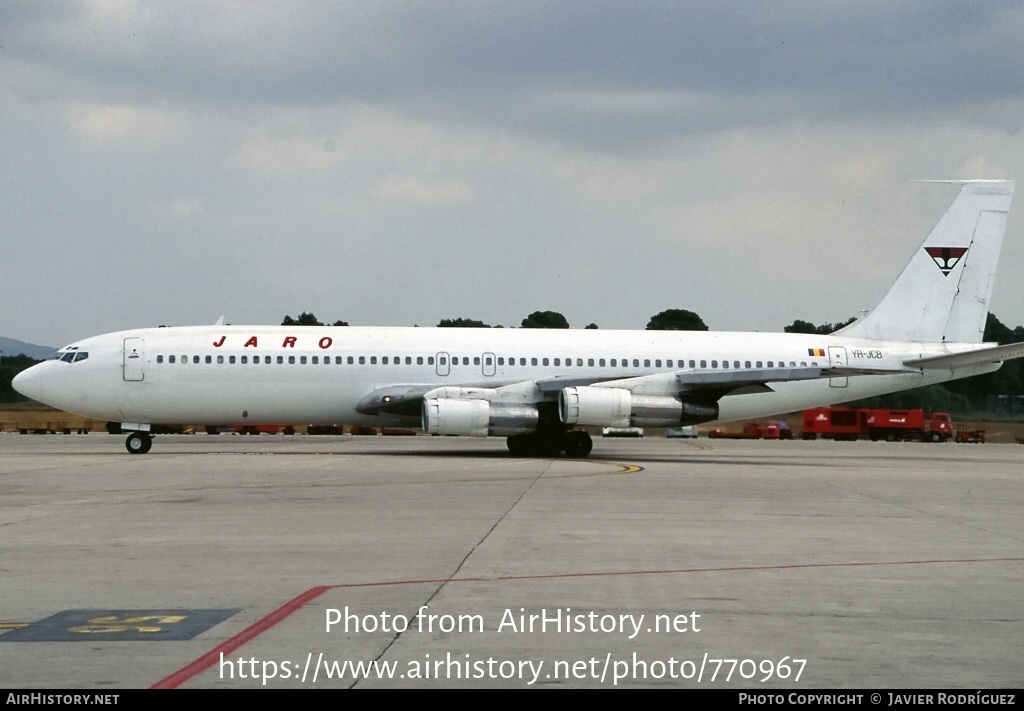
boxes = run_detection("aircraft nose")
[12,366,44,402]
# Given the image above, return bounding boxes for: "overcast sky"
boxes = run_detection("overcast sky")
[3,1,1023,348]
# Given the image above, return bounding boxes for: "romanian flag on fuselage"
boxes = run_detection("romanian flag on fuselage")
[808,348,825,357]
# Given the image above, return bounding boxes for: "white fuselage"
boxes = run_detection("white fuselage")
[15,325,997,429]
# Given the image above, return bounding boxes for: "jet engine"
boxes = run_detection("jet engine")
[422,398,539,437]
[559,387,718,428]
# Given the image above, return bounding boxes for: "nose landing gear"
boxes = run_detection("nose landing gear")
[125,432,153,454]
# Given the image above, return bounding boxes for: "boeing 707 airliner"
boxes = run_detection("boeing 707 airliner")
[14,180,1023,457]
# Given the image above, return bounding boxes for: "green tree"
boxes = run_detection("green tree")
[783,317,856,335]
[521,311,570,329]
[437,318,490,328]
[783,319,819,335]
[585,323,599,329]
[646,309,708,331]
[1,354,42,403]
[281,312,348,326]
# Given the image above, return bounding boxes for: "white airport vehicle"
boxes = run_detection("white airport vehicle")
[14,181,1024,457]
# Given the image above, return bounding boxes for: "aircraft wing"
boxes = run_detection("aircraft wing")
[903,341,1024,369]
[594,365,910,399]
[357,364,913,416]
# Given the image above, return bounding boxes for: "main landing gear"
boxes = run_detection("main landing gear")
[506,430,593,458]
[125,432,153,454]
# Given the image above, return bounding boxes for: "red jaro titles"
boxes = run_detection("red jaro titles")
[211,335,335,349]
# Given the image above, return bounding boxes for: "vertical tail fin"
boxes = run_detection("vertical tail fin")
[838,180,1015,343]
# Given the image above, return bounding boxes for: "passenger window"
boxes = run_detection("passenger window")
[463,357,470,366]
[406,357,412,365]
[531,358,538,366]
[428,357,434,365]
[157,355,164,364]
[689,360,696,368]
[542,358,549,366]
[498,357,505,366]
[722,360,729,369]
[301,356,308,364]
[217,355,224,364]
[599,359,605,367]
[359,356,366,365]
[193,356,200,364]
[417,357,424,365]
[346,356,353,364]
[205,355,212,364]
[655,359,662,368]
[230,356,236,364]
[474,357,481,366]
[588,358,595,367]
[370,356,377,365]
[520,358,526,366]
[311,356,318,364]
[665,360,672,368]
[610,359,616,367]
[576,358,583,366]
[632,359,639,368]
[756,361,762,368]
[382,356,389,364]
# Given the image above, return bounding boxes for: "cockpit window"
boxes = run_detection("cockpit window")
[53,348,88,363]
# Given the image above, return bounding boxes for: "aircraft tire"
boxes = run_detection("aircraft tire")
[506,433,536,457]
[563,430,593,458]
[125,432,152,454]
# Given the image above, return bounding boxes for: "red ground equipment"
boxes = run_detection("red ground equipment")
[801,408,953,442]
[709,422,764,439]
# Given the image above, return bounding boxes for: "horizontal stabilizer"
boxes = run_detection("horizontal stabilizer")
[903,342,1024,369]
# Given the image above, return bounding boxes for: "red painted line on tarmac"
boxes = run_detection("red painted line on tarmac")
[325,555,1024,587]
[156,556,1022,687]
[150,585,333,689]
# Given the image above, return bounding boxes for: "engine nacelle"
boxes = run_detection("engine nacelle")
[559,387,718,427]
[422,398,539,437]
[559,387,631,427]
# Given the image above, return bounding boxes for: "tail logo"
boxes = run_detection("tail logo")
[925,247,968,276]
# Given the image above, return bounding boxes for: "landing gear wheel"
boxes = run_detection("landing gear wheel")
[563,430,593,458]
[125,432,153,454]
[507,433,536,457]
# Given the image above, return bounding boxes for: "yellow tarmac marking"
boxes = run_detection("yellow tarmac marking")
[0,623,30,629]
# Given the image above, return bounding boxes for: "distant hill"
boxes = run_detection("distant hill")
[0,336,56,361]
